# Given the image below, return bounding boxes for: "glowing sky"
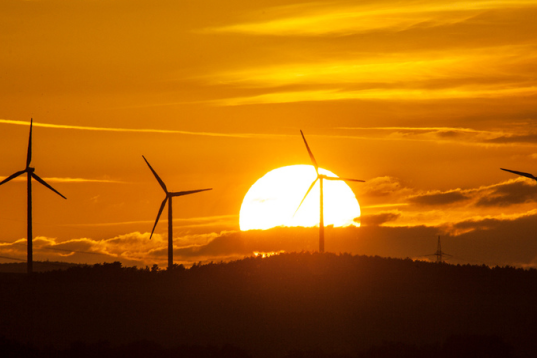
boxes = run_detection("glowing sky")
[2,0,537,268]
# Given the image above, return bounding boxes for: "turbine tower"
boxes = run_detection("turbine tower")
[142,156,211,270]
[295,130,364,253]
[0,118,66,274]
[500,168,537,181]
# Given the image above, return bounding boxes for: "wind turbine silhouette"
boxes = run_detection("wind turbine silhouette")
[0,118,66,274]
[142,156,211,270]
[294,130,364,253]
[500,168,537,181]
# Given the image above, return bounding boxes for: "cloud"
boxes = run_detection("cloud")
[210,86,537,106]
[360,212,401,226]
[199,5,537,108]
[409,190,471,206]
[337,126,511,144]
[356,176,409,198]
[486,134,537,144]
[2,209,537,268]
[330,125,537,148]
[355,176,537,231]
[475,180,537,207]
[204,1,537,37]
[0,176,124,184]
[196,1,537,108]
[381,177,537,210]
[62,214,239,228]
[441,210,537,265]
[0,234,162,267]
[0,119,254,139]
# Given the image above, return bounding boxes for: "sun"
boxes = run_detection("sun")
[240,165,361,231]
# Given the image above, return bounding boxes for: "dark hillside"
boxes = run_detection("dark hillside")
[0,260,84,273]
[1,253,536,357]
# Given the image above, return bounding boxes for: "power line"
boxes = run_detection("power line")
[0,255,25,262]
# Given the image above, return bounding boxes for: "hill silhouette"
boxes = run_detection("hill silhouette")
[0,252,535,357]
[0,260,84,273]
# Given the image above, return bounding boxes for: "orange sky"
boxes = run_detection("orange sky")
[2,0,537,268]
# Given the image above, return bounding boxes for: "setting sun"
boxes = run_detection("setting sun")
[240,165,361,231]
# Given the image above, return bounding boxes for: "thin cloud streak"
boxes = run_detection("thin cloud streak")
[60,214,239,228]
[362,203,410,209]
[338,127,501,135]
[0,119,254,139]
[331,127,537,148]
[5,118,522,148]
[204,0,537,36]
[210,87,537,106]
[203,47,537,88]
[337,126,520,146]
[0,176,124,184]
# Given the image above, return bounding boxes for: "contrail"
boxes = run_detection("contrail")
[0,176,123,184]
[0,118,254,138]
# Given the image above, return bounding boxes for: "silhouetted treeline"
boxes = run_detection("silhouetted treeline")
[1,253,536,357]
[0,334,515,358]
[0,260,84,273]
[0,337,251,358]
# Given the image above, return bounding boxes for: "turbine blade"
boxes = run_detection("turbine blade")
[293,178,318,216]
[324,176,365,182]
[0,170,26,186]
[300,130,319,175]
[26,118,33,169]
[170,188,212,197]
[150,197,168,240]
[31,173,67,199]
[142,155,168,193]
[500,168,537,181]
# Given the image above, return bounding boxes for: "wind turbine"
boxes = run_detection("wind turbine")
[294,130,364,253]
[142,156,211,270]
[0,118,66,274]
[500,168,537,181]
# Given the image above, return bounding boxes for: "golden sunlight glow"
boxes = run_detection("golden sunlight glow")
[213,86,537,106]
[205,46,537,106]
[253,251,285,258]
[205,1,537,36]
[240,165,361,231]
[205,46,537,88]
